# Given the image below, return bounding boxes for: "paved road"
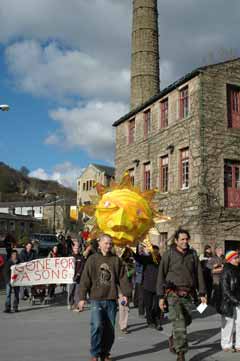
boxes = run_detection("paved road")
[0,290,238,361]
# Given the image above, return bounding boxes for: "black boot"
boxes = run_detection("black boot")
[176,351,185,361]
[4,306,11,313]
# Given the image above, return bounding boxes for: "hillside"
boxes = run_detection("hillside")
[0,162,76,202]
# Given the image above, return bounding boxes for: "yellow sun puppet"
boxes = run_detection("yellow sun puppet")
[81,172,170,252]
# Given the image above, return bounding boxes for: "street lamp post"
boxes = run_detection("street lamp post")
[0,104,10,111]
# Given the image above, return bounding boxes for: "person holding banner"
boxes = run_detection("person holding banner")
[68,243,86,311]
[78,234,131,361]
[47,245,59,300]
[19,242,37,300]
[4,250,20,313]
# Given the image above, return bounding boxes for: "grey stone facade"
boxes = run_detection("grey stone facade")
[77,164,115,205]
[114,59,240,253]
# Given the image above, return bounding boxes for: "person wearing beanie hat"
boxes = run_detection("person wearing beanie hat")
[219,250,240,352]
[225,250,239,263]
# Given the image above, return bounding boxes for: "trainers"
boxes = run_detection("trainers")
[176,351,185,361]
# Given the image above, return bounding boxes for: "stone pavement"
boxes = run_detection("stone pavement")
[0,290,238,361]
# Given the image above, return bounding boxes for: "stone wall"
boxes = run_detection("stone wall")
[197,61,240,250]
[115,59,240,253]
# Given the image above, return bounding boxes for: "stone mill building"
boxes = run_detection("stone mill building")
[113,0,240,252]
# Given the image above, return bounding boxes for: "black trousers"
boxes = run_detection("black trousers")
[134,283,145,315]
[143,289,161,325]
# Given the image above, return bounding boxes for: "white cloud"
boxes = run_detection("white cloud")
[48,100,128,161]
[29,162,84,190]
[0,0,130,68]
[5,40,130,101]
[29,168,49,181]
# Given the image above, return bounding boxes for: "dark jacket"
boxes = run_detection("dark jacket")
[132,252,160,293]
[157,245,206,298]
[20,249,36,263]
[72,253,86,284]
[79,252,132,301]
[219,263,240,317]
[4,258,20,284]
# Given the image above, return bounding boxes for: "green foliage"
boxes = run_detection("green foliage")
[0,162,76,201]
[20,166,30,176]
[18,234,29,246]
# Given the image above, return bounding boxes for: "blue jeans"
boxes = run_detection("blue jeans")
[5,283,20,310]
[90,300,117,357]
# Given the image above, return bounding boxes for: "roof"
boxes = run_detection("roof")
[0,212,39,222]
[113,57,240,127]
[91,163,115,177]
[0,199,76,208]
[0,201,46,208]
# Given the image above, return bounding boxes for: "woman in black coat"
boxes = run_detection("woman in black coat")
[219,250,240,352]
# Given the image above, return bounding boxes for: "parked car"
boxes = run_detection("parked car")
[30,234,60,256]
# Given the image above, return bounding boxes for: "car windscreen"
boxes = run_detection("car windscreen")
[33,235,58,242]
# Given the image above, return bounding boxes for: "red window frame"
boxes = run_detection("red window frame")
[227,85,240,128]
[160,156,168,192]
[143,163,151,190]
[128,118,135,144]
[224,160,240,208]
[179,86,189,119]
[144,109,151,138]
[160,98,168,128]
[180,148,189,189]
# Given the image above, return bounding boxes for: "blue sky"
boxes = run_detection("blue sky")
[0,0,239,188]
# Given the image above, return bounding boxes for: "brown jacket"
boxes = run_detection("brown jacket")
[157,245,206,298]
[79,252,132,301]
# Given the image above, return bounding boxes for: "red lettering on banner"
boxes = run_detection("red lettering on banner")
[42,270,50,280]
[35,271,42,281]
[55,258,60,268]
[26,261,35,272]
[22,272,31,281]
[35,260,41,271]
[52,269,60,279]
[15,265,24,273]
[62,269,68,279]
[61,259,68,269]
[45,258,51,270]
[68,258,74,269]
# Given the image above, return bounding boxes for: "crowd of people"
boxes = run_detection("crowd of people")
[1,228,240,361]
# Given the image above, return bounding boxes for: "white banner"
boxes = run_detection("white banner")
[10,257,75,286]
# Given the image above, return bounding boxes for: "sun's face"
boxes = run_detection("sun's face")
[95,188,153,246]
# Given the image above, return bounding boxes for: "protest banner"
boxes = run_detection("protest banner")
[10,257,75,286]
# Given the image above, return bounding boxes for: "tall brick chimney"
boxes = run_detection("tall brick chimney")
[130,0,160,110]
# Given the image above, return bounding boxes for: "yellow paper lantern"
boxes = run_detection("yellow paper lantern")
[95,188,153,247]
